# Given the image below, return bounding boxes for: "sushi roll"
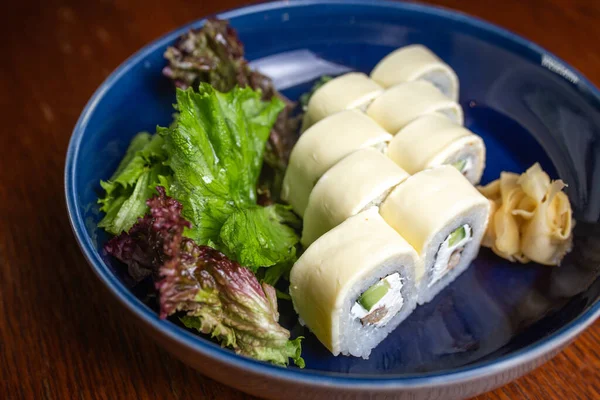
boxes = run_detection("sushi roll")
[371,44,460,101]
[366,80,463,134]
[302,72,383,130]
[379,165,490,304]
[386,113,486,184]
[290,207,421,358]
[302,148,410,247]
[282,110,392,217]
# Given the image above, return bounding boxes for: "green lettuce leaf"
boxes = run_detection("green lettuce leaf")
[98,166,156,234]
[162,18,301,205]
[220,205,300,271]
[163,84,285,245]
[98,133,170,234]
[99,132,151,210]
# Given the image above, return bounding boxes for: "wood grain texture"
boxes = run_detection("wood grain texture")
[0,0,598,399]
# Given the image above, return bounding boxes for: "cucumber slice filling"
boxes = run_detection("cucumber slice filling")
[351,273,404,327]
[357,281,390,311]
[452,159,467,172]
[448,226,466,246]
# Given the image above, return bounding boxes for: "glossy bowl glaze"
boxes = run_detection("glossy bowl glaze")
[65,1,600,399]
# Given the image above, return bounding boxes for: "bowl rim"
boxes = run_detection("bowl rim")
[65,0,600,389]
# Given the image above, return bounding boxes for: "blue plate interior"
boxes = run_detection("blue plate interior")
[67,0,600,378]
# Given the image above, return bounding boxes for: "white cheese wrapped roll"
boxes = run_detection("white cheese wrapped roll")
[302,72,383,130]
[380,166,490,304]
[371,45,459,101]
[290,208,421,358]
[282,110,392,217]
[302,148,410,247]
[366,81,463,134]
[387,113,486,184]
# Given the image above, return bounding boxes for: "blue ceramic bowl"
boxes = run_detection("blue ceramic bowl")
[65,1,600,398]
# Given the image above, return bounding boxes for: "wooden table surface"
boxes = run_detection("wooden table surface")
[2,0,599,398]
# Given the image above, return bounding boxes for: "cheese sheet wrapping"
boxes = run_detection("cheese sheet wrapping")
[371,44,460,101]
[302,72,383,130]
[282,110,392,217]
[290,208,421,358]
[380,166,490,304]
[366,80,463,134]
[302,148,410,247]
[387,113,486,184]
